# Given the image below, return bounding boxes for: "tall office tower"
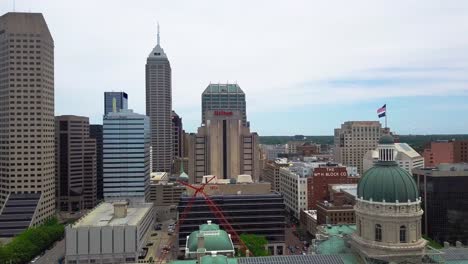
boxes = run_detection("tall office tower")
[104,91,128,116]
[103,110,150,202]
[187,110,260,183]
[0,13,55,237]
[171,110,183,158]
[55,116,97,212]
[202,83,247,126]
[334,121,383,174]
[146,25,172,173]
[89,125,103,200]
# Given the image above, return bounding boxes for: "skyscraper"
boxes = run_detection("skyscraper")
[89,124,103,200]
[55,116,97,212]
[103,110,150,202]
[104,91,128,116]
[171,110,183,158]
[146,24,172,173]
[334,121,383,174]
[187,110,260,183]
[0,13,55,236]
[202,83,247,126]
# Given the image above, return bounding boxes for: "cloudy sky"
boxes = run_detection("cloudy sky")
[2,0,468,135]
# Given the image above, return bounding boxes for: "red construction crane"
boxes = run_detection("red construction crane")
[157,176,250,264]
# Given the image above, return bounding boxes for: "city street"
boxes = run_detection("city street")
[143,220,174,263]
[35,239,65,264]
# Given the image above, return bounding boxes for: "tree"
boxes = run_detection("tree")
[239,234,269,256]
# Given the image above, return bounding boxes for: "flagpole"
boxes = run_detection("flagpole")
[385,104,388,129]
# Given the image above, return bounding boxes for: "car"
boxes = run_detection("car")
[30,256,40,263]
[146,242,154,247]
[302,252,306,255]
[295,245,300,249]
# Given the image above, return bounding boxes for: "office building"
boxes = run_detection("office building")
[55,116,97,212]
[423,140,468,167]
[146,25,173,173]
[90,124,104,200]
[149,172,185,221]
[413,163,468,244]
[202,83,247,126]
[279,167,308,219]
[172,110,183,159]
[187,110,260,183]
[334,121,383,174]
[363,142,424,174]
[103,110,150,202]
[307,164,359,209]
[65,201,154,264]
[0,13,56,236]
[178,178,285,255]
[104,91,128,115]
[261,159,289,192]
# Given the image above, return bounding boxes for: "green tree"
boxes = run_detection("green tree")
[239,234,269,256]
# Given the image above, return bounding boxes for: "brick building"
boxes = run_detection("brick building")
[307,164,359,210]
[423,140,468,167]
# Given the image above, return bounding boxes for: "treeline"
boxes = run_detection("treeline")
[0,218,64,264]
[260,135,468,153]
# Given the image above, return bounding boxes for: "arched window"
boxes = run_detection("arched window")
[375,224,382,242]
[400,225,407,243]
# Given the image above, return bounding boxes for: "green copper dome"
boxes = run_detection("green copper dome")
[186,222,234,253]
[379,134,395,144]
[357,161,419,203]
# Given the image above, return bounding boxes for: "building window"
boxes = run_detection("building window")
[400,225,407,243]
[358,219,362,236]
[375,224,382,242]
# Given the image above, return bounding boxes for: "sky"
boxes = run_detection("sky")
[1,0,468,135]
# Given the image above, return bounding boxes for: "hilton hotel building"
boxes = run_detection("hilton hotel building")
[186,110,260,183]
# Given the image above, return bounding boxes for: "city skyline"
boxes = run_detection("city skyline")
[1,1,468,135]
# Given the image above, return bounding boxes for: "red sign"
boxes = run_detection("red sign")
[214,110,233,116]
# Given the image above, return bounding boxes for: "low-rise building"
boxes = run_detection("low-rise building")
[65,201,154,264]
[184,221,235,259]
[300,210,317,235]
[261,159,289,191]
[363,142,424,174]
[307,164,359,210]
[296,142,321,156]
[423,140,468,167]
[178,178,285,256]
[149,172,186,221]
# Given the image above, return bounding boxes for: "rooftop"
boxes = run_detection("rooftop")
[413,163,468,176]
[203,83,244,94]
[72,202,152,227]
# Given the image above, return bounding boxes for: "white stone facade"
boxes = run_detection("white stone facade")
[351,198,427,263]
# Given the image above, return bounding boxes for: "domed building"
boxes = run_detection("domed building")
[185,220,235,259]
[351,134,427,263]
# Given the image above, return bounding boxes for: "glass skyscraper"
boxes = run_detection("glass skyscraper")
[103,109,150,202]
[202,83,247,126]
[104,92,128,116]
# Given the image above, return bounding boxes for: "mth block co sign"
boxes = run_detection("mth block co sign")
[313,167,348,177]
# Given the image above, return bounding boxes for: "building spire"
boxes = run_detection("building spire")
[157,22,160,46]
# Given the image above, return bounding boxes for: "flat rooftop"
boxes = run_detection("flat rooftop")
[73,202,152,227]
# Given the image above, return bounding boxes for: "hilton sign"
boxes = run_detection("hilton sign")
[214,110,233,116]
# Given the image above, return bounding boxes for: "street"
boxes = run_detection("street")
[35,239,65,264]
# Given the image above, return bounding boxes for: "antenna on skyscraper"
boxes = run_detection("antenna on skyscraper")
[157,22,160,46]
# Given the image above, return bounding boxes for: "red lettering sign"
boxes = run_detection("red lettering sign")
[214,110,233,116]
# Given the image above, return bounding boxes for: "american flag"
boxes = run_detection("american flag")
[377,104,386,118]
